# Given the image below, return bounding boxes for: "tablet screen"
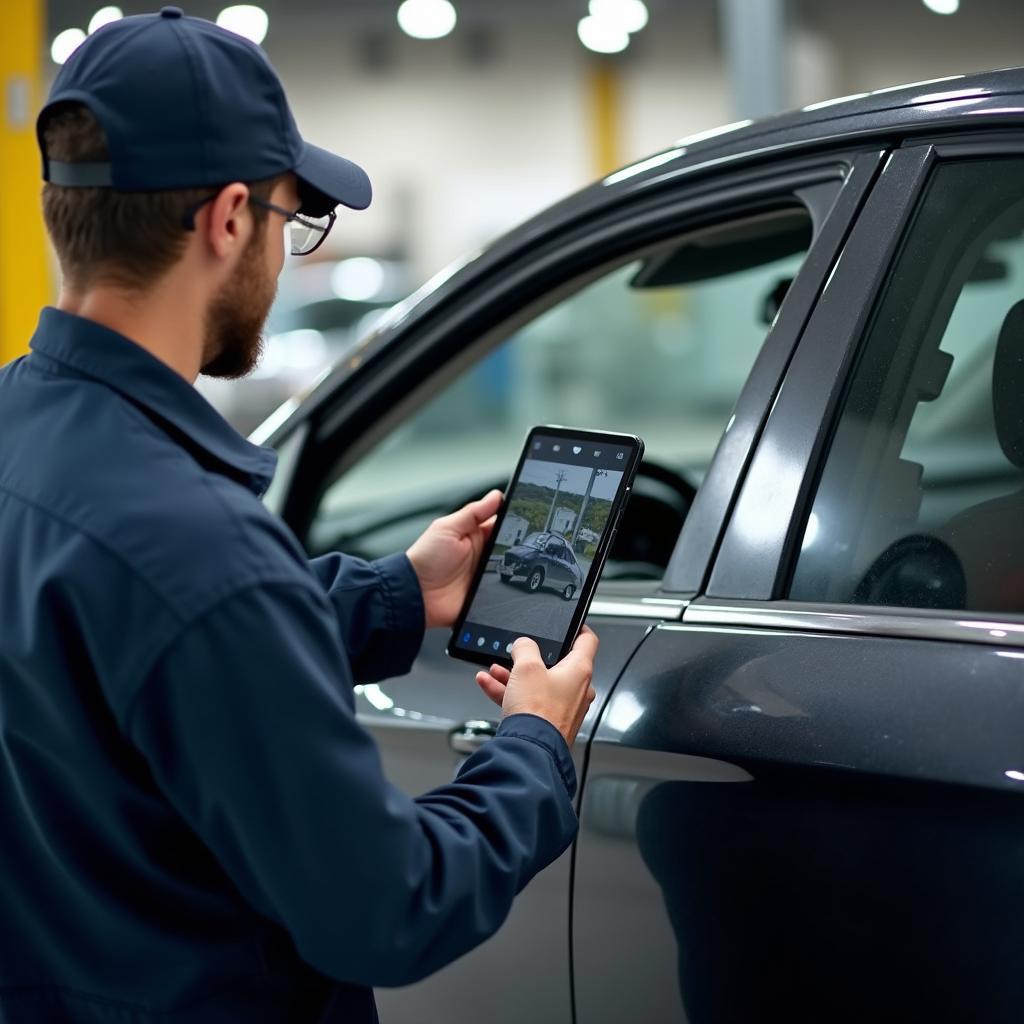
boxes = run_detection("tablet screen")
[451,429,639,666]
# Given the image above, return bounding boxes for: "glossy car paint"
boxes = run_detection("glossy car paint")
[574,624,1024,1023]
[260,70,1024,1024]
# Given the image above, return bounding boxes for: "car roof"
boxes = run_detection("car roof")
[257,66,1024,446]
[553,67,1024,217]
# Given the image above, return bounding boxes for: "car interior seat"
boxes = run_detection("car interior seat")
[852,532,966,609]
[930,298,1024,612]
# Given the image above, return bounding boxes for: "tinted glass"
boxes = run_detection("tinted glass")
[310,207,813,576]
[790,159,1024,615]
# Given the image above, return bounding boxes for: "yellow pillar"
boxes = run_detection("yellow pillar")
[0,0,50,366]
[589,60,621,178]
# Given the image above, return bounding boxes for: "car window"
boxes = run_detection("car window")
[310,205,815,579]
[789,158,1024,615]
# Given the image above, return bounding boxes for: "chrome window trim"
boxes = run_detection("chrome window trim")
[684,598,1024,649]
[261,423,309,518]
[589,597,687,621]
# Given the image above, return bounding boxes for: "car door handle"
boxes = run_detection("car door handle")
[448,720,499,755]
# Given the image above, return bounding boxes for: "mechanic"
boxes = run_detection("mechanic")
[0,8,597,1022]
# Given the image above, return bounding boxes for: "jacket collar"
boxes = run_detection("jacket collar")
[29,307,278,496]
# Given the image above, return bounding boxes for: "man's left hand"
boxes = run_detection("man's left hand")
[406,490,503,629]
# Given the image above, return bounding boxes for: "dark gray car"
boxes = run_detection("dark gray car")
[501,531,584,599]
[258,67,1024,1023]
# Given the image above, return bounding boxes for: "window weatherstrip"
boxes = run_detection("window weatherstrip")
[684,598,1024,649]
[589,597,687,620]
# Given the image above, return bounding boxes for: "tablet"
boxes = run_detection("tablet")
[447,425,644,669]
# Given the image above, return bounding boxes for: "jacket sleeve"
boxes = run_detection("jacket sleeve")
[306,551,425,682]
[125,580,577,988]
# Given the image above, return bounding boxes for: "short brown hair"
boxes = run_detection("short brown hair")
[40,103,283,291]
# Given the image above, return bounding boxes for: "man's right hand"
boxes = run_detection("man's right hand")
[475,627,599,746]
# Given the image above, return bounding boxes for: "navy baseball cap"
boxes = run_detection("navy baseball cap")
[37,6,370,216]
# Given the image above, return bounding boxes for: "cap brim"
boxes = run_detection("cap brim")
[294,140,371,216]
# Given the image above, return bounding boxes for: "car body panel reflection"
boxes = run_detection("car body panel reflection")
[574,623,1024,1023]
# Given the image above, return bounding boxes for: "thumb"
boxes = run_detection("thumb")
[510,636,544,671]
[444,489,503,535]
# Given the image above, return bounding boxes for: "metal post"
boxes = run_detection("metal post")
[544,471,567,533]
[0,0,50,365]
[718,0,790,120]
[589,60,620,177]
[572,468,606,547]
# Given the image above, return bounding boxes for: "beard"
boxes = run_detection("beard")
[199,228,278,380]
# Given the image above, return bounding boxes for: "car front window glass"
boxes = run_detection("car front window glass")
[789,158,1024,615]
[310,205,815,579]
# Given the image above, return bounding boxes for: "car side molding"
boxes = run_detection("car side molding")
[684,598,1024,650]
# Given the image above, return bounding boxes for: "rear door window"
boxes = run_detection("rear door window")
[789,158,1024,614]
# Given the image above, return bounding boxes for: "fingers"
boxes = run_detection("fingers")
[475,671,507,707]
[488,663,512,685]
[478,489,503,516]
[564,625,599,667]
[445,490,503,534]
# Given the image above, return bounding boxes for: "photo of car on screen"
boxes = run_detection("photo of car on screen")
[466,457,624,647]
[499,531,583,600]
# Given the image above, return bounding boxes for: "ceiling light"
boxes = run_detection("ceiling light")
[216,5,269,45]
[577,15,629,54]
[88,6,123,34]
[588,0,649,34]
[922,0,959,13]
[397,0,457,40]
[51,28,86,65]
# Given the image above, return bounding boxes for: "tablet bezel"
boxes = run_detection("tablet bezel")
[446,424,644,670]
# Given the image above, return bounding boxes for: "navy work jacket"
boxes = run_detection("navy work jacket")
[0,308,578,1022]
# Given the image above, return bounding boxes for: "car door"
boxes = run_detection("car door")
[267,145,886,1022]
[573,139,1024,1024]
[549,539,571,588]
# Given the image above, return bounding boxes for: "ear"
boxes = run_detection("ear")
[201,182,252,262]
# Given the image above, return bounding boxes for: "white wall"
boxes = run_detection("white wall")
[800,0,1024,99]
[247,0,1024,282]
[272,13,593,279]
[267,3,732,280]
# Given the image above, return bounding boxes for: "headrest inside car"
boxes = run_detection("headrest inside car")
[994,299,1024,469]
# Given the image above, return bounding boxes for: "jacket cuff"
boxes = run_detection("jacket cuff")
[497,713,577,799]
[369,553,426,678]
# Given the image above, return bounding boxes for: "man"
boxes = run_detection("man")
[0,8,597,1022]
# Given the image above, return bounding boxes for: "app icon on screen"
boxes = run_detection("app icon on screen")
[462,631,471,643]
[476,637,486,647]
[492,640,501,651]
